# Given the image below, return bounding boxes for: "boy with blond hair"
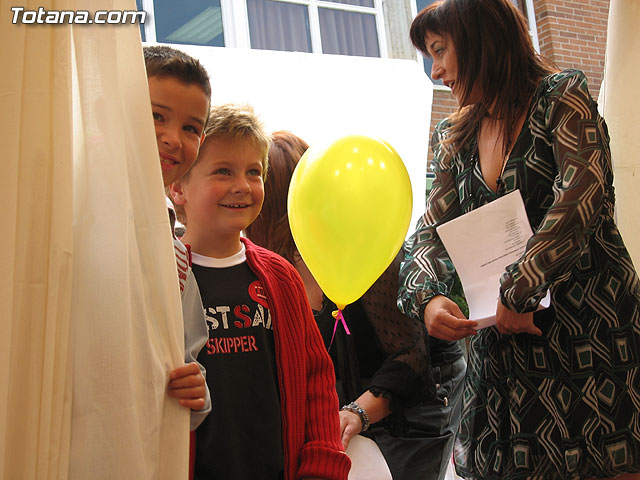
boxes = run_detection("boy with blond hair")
[169,103,350,480]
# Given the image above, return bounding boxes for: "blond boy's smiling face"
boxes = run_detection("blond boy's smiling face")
[148,75,209,186]
[176,136,265,258]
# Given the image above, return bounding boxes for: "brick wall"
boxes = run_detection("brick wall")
[427,89,458,163]
[533,0,609,97]
[426,0,610,164]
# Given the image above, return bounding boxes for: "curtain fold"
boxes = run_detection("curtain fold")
[0,1,74,477]
[319,8,379,57]
[1,1,189,478]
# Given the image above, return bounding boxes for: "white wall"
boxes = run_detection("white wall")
[159,44,433,235]
[600,0,640,268]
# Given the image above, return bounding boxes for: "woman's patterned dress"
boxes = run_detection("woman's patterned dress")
[398,69,640,479]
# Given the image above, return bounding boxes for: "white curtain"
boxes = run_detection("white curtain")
[601,0,640,268]
[318,7,380,57]
[0,1,74,477]
[1,1,189,478]
[247,0,312,52]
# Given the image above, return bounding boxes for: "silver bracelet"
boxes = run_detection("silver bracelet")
[340,401,370,432]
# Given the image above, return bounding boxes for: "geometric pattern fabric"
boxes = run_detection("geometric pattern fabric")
[399,70,640,479]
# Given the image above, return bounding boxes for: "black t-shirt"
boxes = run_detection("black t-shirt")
[191,251,283,480]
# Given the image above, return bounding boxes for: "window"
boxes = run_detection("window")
[139,0,385,58]
[246,0,312,52]
[516,0,540,51]
[413,0,441,85]
[242,0,384,56]
[136,0,145,41]
[155,0,224,47]
[412,0,538,85]
[139,0,224,47]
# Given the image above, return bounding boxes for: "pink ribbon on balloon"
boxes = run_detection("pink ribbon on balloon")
[329,309,351,350]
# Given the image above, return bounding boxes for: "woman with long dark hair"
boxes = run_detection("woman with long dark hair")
[399,1,640,479]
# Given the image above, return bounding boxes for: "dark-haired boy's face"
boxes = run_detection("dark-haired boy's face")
[148,75,209,186]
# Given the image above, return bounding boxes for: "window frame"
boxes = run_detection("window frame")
[522,0,540,51]
[140,0,388,58]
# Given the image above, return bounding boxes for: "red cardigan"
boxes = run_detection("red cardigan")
[242,238,351,480]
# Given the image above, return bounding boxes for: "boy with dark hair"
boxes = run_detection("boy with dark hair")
[142,45,211,432]
[169,103,351,480]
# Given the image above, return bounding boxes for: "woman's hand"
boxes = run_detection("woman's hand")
[495,301,541,336]
[424,295,477,340]
[339,391,391,450]
[339,410,362,450]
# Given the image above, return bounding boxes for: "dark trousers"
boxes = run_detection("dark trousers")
[369,356,466,480]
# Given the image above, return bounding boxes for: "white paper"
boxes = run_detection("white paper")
[346,435,392,480]
[436,190,550,328]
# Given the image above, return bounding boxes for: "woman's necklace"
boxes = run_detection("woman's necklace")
[477,118,510,193]
[481,109,527,194]
[495,151,509,194]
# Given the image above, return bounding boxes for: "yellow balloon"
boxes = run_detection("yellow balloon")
[288,135,412,310]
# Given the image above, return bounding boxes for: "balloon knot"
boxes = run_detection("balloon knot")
[328,308,351,351]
